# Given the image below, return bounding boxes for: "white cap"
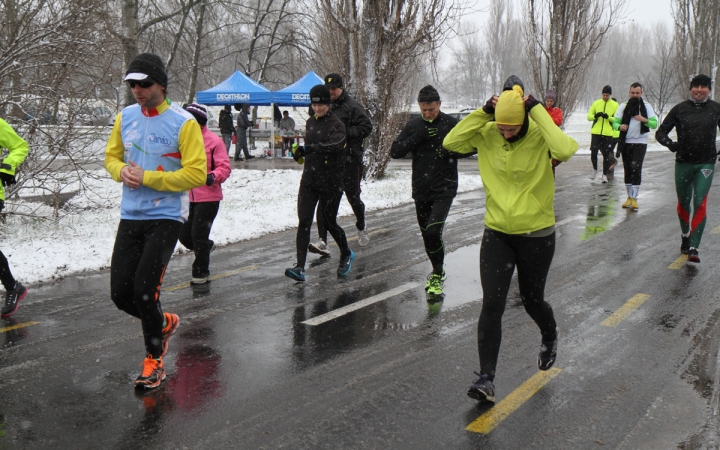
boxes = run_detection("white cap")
[124,72,150,81]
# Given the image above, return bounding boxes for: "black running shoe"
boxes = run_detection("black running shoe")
[467,372,496,403]
[538,328,559,371]
[687,248,700,263]
[681,236,690,254]
[1,282,28,318]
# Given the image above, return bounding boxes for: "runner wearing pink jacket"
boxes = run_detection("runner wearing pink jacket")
[179,104,232,284]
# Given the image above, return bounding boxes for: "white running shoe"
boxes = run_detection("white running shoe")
[358,229,370,247]
[601,174,608,183]
[308,240,331,257]
[589,169,597,180]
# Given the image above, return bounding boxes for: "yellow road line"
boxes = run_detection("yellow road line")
[668,255,688,270]
[164,265,260,292]
[346,228,388,242]
[601,293,651,327]
[466,368,562,434]
[711,225,720,234]
[0,321,40,333]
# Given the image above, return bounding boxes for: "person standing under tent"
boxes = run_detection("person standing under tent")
[285,85,355,282]
[218,104,235,155]
[178,103,232,285]
[443,75,578,403]
[235,103,254,161]
[105,53,206,389]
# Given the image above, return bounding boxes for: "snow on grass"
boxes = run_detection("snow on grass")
[0,167,483,283]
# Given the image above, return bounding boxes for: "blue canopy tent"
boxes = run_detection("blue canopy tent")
[196,70,272,105]
[271,71,324,106]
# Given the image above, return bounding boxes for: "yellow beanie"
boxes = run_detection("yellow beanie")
[495,85,525,125]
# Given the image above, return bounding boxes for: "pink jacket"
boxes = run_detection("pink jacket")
[189,126,231,202]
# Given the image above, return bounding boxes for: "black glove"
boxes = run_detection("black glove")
[0,172,16,187]
[0,200,4,213]
[482,97,496,114]
[292,145,306,161]
[205,173,215,186]
[594,112,604,119]
[668,142,679,153]
[524,94,541,111]
[601,113,609,119]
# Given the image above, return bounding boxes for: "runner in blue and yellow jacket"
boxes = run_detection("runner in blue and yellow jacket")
[105,53,206,390]
[0,118,29,318]
[443,76,578,404]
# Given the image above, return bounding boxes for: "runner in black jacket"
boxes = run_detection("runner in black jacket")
[285,85,355,282]
[656,74,720,262]
[390,85,467,296]
[310,74,374,255]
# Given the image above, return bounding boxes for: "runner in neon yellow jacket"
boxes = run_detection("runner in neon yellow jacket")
[443,77,578,404]
[0,118,29,202]
[442,88,578,234]
[0,117,29,318]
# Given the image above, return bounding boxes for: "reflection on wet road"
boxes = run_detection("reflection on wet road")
[2,153,720,448]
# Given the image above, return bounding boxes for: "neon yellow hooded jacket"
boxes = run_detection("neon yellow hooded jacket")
[587,98,619,136]
[0,118,29,201]
[442,103,578,235]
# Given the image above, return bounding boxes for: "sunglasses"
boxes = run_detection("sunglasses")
[126,79,155,89]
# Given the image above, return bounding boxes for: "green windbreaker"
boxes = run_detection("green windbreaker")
[0,118,29,201]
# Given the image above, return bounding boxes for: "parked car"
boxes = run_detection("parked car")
[21,104,60,125]
[75,106,115,126]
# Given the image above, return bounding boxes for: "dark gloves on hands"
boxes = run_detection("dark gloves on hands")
[292,144,306,162]
[482,97,496,115]
[594,112,604,119]
[0,172,16,187]
[206,173,215,186]
[601,113,609,119]
[667,142,679,153]
[524,95,541,111]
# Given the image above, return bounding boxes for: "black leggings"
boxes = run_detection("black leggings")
[110,219,182,358]
[414,197,454,274]
[297,183,350,268]
[317,159,366,240]
[0,250,16,290]
[590,134,617,174]
[179,201,220,277]
[620,143,647,186]
[478,228,557,380]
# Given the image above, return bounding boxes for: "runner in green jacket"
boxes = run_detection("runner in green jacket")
[0,118,29,318]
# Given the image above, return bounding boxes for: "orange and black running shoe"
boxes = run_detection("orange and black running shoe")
[160,312,179,357]
[134,355,166,389]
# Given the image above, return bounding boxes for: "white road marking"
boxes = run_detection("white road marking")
[301,282,422,326]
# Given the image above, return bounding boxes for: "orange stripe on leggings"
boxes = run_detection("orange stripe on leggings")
[677,199,690,226]
[155,263,169,301]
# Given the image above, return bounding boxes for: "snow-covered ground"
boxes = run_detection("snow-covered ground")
[1,110,669,283]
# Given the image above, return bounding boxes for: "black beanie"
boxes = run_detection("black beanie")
[690,74,712,90]
[310,85,331,104]
[417,85,440,103]
[602,85,612,95]
[125,53,168,88]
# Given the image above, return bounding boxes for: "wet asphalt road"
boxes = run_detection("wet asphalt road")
[2,153,720,449]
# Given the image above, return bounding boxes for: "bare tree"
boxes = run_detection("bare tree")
[642,23,679,121]
[671,0,720,101]
[522,0,627,119]
[314,0,467,180]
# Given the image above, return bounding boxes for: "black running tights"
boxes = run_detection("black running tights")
[179,201,220,277]
[0,250,16,291]
[296,183,349,268]
[414,197,454,274]
[478,228,557,380]
[110,219,182,358]
[620,143,647,186]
